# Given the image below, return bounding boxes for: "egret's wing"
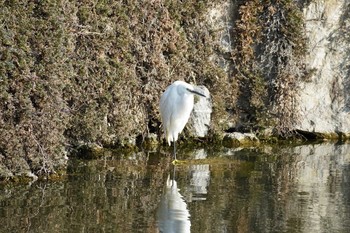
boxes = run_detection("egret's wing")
[159,82,195,144]
[160,85,178,142]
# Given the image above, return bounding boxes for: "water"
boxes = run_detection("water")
[1,143,350,233]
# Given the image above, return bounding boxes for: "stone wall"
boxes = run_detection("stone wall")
[297,0,350,137]
[204,0,350,138]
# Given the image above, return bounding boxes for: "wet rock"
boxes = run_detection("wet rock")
[142,133,159,150]
[77,144,105,159]
[144,133,159,145]
[222,132,259,148]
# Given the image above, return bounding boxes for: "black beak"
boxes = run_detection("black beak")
[187,88,206,97]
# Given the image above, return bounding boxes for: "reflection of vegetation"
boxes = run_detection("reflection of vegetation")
[1,144,349,232]
[0,155,171,232]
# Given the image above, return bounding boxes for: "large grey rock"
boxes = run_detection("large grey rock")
[188,86,212,137]
[200,1,350,137]
[205,1,234,72]
[296,1,350,136]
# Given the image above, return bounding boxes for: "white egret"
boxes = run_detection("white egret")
[160,80,206,161]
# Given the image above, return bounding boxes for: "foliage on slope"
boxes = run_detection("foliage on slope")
[0,0,229,179]
[232,0,307,136]
[0,0,308,179]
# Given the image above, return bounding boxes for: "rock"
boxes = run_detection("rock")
[296,0,350,137]
[143,133,159,145]
[142,133,159,150]
[188,86,212,138]
[222,132,259,148]
[206,1,233,72]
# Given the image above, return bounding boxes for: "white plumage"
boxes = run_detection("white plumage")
[160,80,206,160]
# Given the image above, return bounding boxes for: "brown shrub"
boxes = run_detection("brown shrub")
[0,0,230,178]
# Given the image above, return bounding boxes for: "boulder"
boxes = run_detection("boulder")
[296,1,350,137]
[188,86,212,138]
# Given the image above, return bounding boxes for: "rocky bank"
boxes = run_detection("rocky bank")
[1,0,350,180]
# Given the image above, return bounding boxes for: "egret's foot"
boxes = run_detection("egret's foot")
[172,159,186,165]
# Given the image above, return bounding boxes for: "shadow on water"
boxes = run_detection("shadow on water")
[1,143,350,232]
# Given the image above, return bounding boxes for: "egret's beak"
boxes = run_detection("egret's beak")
[187,88,206,98]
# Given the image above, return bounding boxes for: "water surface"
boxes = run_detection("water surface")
[1,143,350,232]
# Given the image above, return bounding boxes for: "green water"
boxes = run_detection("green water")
[1,143,350,232]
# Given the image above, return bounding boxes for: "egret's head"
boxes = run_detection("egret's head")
[186,87,206,98]
[174,81,206,98]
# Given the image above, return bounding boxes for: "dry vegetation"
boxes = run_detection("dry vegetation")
[0,0,307,179]
[0,0,230,179]
[232,0,307,136]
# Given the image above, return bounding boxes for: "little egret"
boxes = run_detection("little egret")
[160,80,206,161]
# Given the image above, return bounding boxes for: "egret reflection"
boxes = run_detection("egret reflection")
[157,167,191,233]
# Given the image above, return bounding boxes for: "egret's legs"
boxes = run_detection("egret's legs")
[171,144,185,165]
[173,141,177,161]
[172,141,187,164]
